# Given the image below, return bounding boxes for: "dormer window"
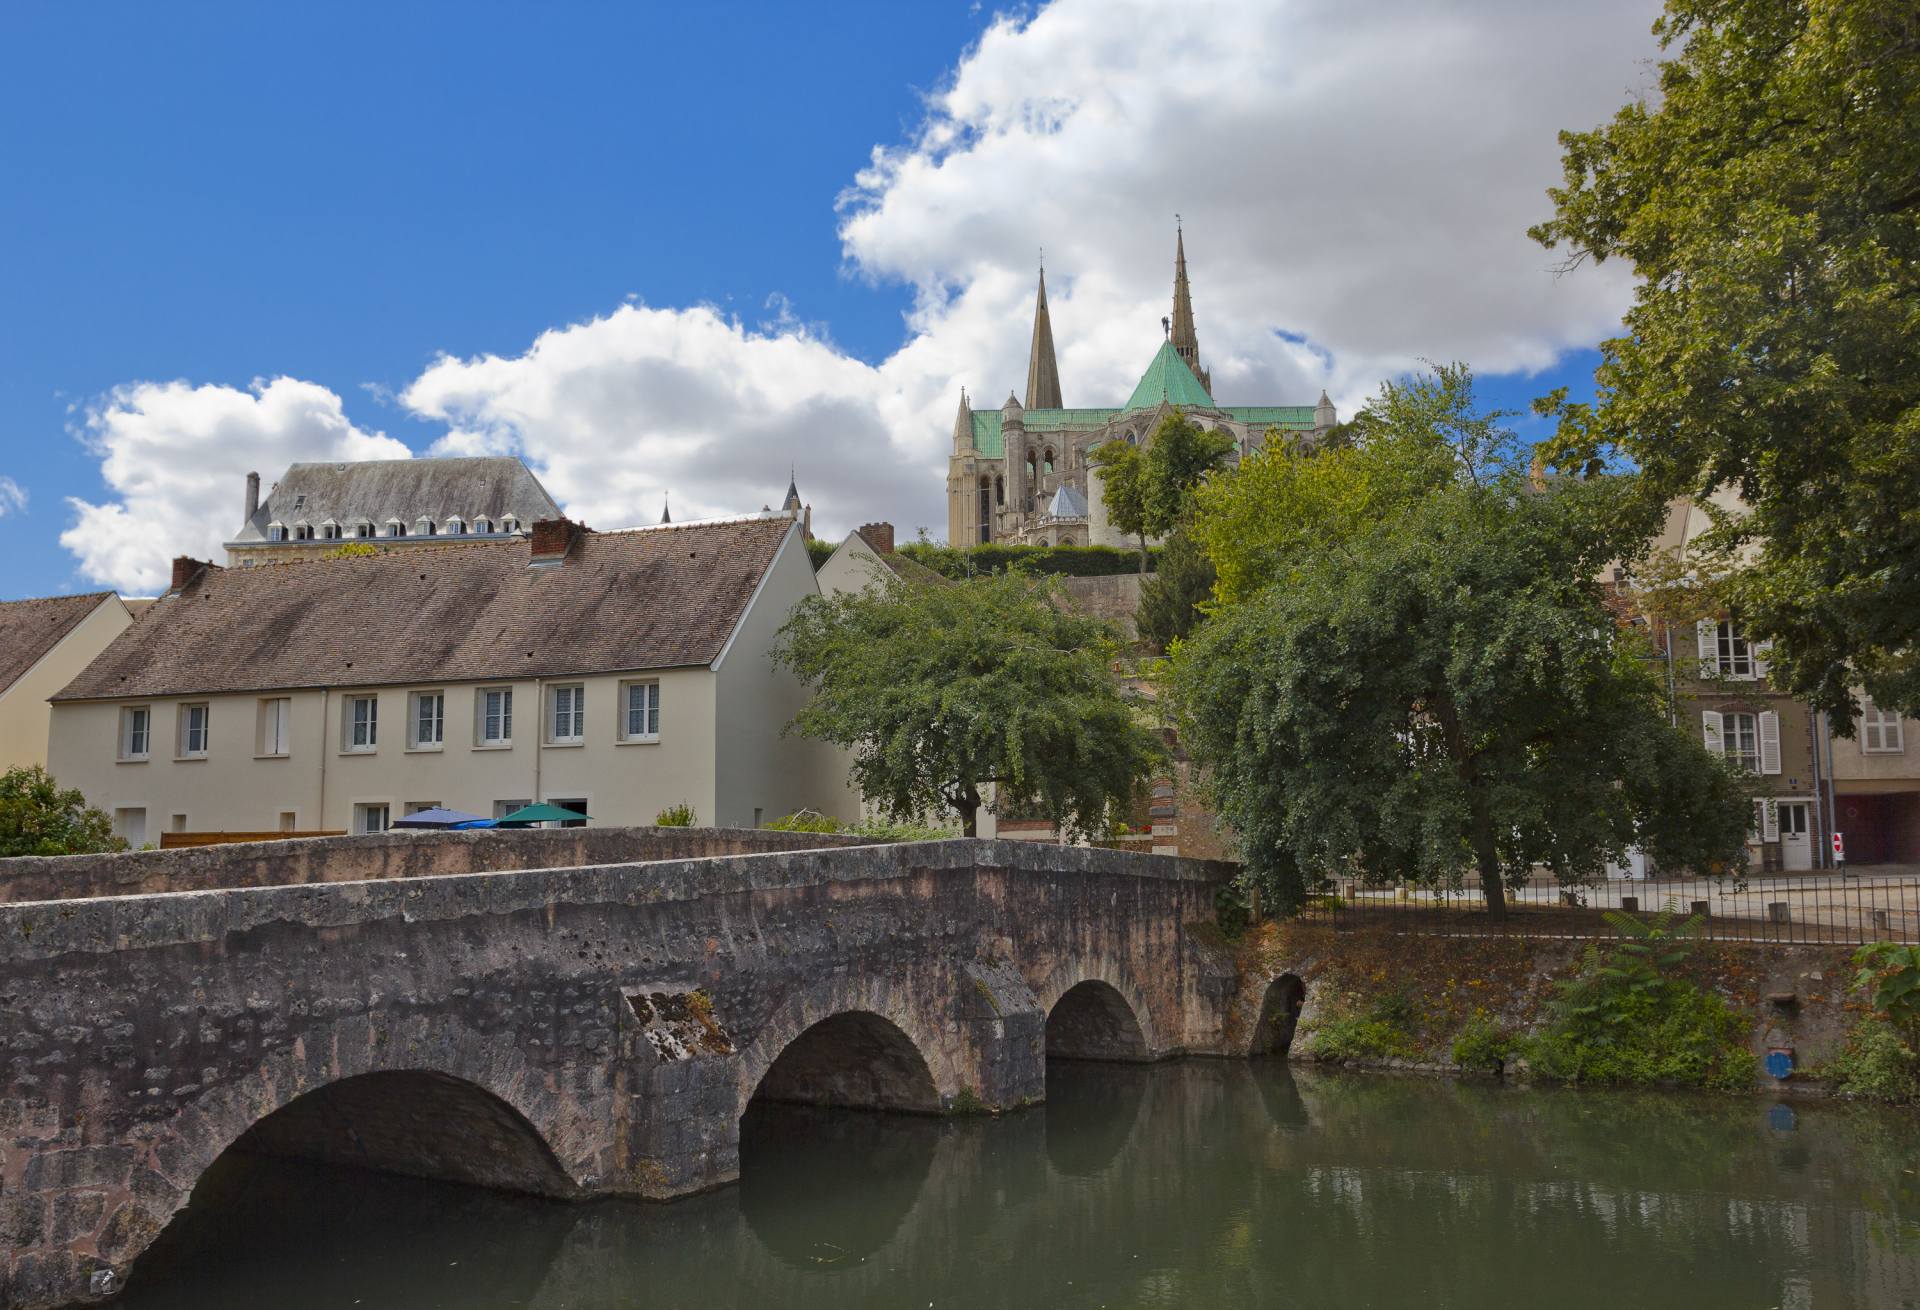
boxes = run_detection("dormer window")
[353,520,374,538]
[501,515,519,534]
[415,517,436,536]
[321,520,342,540]
[472,517,493,534]
[267,521,288,542]
[445,516,466,535]
[293,521,313,541]
[385,519,406,538]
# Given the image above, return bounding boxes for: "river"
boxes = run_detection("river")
[120,1062,1920,1309]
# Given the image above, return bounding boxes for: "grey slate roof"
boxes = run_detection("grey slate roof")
[0,593,118,694]
[230,456,561,543]
[1045,484,1088,519]
[56,518,796,700]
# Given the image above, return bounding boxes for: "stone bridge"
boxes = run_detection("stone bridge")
[0,832,1303,1308]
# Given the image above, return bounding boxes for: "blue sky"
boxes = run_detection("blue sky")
[0,1,1654,598]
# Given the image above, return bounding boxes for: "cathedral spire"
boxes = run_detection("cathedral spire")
[1169,219,1211,397]
[1023,263,1063,410]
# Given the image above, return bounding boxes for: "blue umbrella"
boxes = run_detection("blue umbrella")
[391,806,491,830]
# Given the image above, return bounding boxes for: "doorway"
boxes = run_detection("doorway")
[1779,801,1812,871]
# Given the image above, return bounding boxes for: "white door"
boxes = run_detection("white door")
[1779,802,1812,871]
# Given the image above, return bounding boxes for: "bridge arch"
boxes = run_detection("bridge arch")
[734,977,959,1118]
[1251,974,1307,1056]
[1034,961,1161,1061]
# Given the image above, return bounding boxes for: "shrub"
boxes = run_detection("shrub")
[1213,883,1251,938]
[1451,1010,1518,1073]
[764,809,842,833]
[654,803,697,827]
[0,766,123,857]
[1526,942,1752,1091]
[1306,990,1421,1063]
[805,538,836,569]
[1821,1017,1920,1104]
[896,541,1159,580]
[848,819,959,842]
[1852,943,1920,1033]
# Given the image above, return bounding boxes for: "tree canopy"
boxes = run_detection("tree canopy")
[1173,368,1750,915]
[0,766,124,858]
[1530,0,1920,730]
[772,571,1162,838]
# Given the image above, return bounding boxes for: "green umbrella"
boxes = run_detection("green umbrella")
[495,802,591,827]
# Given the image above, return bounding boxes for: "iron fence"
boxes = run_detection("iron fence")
[1297,869,1920,945]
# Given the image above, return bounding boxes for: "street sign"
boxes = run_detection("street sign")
[1832,831,1845,861]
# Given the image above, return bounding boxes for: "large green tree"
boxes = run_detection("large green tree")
[772,571,1162,837]
[0,766,124,857]
[1530,0,1920,730]
[1174,368,1750,916]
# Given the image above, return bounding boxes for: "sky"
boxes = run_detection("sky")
[0,0,1663,599]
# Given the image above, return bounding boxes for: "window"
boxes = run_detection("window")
[501,516,519,533]
[385,519,406,537]
[346,696,378,751]
[322,522,342,540]
[177,703,210,757]
[1703,709,1779,775]
[446,517,465,535]
[119,706,151,760]
[416,518,436,536]
[268,522,288,542]
[548,798,588,829]
[355,803,390,834]
[622,681,661,741]
[406,800,441,815]
[478,687,513,745]
[1751,798,1778,843]
[977,477,991,543]
[170,813,187,833]
[113,807,147,847]
[550,684,585,743]
[293,522,313,541]
[410,691,445,748]
[1698,620,1762,680]
[473,517,493,534]
[1043,447,1055,474]
[278,811,297,832]
[257,698,291,756]
[1863,700,1905,753]
[354,520,374,539]
[493,798,531,819]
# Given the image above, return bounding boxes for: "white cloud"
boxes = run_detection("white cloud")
[65,0,1662,583]
[63,378,408,594]
[0,478,25,516]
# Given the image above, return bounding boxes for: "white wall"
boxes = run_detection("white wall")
[0,598,132,773]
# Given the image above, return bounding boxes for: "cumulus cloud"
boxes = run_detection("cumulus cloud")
[0,478,25,516]
[64,0,1662,586]
[63,378,408,594]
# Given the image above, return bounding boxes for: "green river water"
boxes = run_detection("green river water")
[119,1062,1920,1309]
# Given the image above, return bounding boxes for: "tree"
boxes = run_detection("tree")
[1529,0,1920,730]
[1139,412,1236,534]
[1090,438,1150,563]
[1135,530,1215,650]
[0,766,124,857]
[1173,367,1749,917]
[773,571,1162,837]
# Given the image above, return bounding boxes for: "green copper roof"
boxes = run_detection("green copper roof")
[1223,406,1318,431]
[970,411,1005,458]
[1124,340,1215,412]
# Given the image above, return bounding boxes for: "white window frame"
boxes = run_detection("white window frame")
[473,517,493,534]
[345,695,379,752]
[476,686,514,747]
[267,521,288,543]
[548,684,585,744]
[1862,700,1905,754]
[620,680,661,743]
[409,690,446,750]
[119,705,152,761]
[257,697,291,757]
[355,802,391,835]
[176,702,211,758]
[415,517,436,536]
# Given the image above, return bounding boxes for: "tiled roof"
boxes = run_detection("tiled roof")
[1123,340,1216,411]
[229,456,560,543]
[0,593,117,694]
[55,518,797,701]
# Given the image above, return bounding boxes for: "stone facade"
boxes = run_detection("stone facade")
[945,229,1337,548]
[0,835,1255,1307]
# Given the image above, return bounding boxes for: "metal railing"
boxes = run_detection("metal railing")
[1298,869,1920,945]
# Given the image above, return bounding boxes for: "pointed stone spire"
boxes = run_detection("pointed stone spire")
[1023,264,1063,411]
[953,386,974,453]
[660,494,671,525]
[1169,220,1211,397]
[1314,390,1337,433]
[783,468,802,512]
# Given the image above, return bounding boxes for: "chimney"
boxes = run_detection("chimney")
[169,556,212,594]
[244,471,260,522]
[857,522,895,554]
[529,517,581,565]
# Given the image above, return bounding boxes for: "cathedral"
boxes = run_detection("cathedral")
[945,228,1337,548]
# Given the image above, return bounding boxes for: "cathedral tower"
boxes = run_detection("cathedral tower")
[1169,223,1211,397]
[1024,266,1063,410]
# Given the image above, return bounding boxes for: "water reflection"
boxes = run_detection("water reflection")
[122,1064,1920,1309]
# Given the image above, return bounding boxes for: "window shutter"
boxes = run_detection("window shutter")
[1696,620,1716,673]
[1760,799,1779,843]
[1752,639,1771,680]
[1701,710,1724,755]
[1758,710,1781,775]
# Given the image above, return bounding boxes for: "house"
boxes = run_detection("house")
[1828,698,1920,865]
[0,593,137,772]
[814,522,947,598]
[48,515,858,845]
[224,456,562,566]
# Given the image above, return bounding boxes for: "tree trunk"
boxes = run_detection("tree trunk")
[957,782,981,838]
[1470,813,1508,921]
[1431,686,1508,920]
